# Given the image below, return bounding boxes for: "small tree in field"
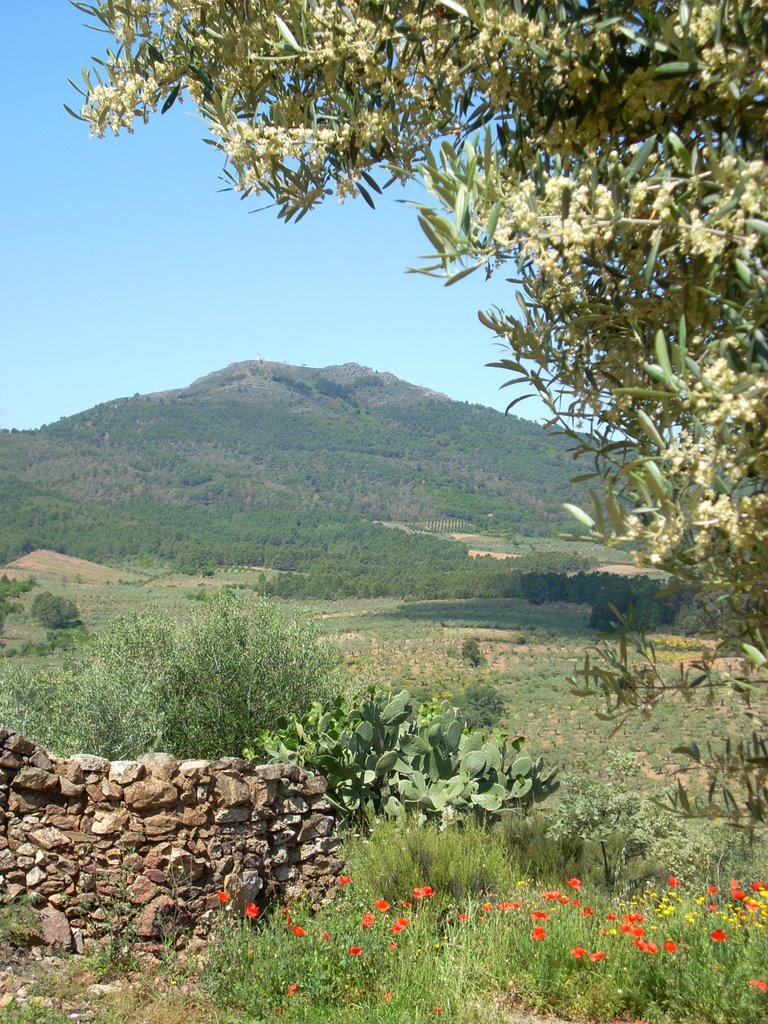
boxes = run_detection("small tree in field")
[71,0,767,824]
[31,591,79,630]
[461,637,484,668]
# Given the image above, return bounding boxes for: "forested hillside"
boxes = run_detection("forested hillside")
[0,361,589,596]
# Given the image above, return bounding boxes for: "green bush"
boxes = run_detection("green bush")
[543,751,763,891]
[0,592,342,761]
[0,663,67,752]
[455,680,506,729]
[30,591,79,630]
[460,637,484,667]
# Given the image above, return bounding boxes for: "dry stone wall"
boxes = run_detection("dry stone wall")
[0,727,342,952]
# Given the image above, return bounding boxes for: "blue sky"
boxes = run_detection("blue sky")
[1,2,541,430]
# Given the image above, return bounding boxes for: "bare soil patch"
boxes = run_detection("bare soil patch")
[2,550,139,584]
[589,562,666,577]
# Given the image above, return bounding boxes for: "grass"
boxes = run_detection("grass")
[200,820,768,1024]
[0,898,39,946]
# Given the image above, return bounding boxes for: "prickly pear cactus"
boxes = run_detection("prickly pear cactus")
[250,689,558,828]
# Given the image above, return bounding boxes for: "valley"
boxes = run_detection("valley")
[0,543,749,797]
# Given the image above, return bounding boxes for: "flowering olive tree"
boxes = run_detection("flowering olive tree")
[71,0,767,823]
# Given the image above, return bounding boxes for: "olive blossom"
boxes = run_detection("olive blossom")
[71,0,767,822]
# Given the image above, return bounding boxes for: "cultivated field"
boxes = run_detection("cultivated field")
[1,547,757,797]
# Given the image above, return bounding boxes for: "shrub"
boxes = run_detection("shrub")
[162,592,341,759]
[460,637,484,667]
[0,664,67,751]
[455,680,506,729]
[30,591,79,630]
[1,592,342,761]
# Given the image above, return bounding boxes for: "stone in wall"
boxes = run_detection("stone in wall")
[0,727,342,952]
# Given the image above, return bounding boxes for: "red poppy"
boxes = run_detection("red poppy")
[708,903,719,912]
[749,980,767,992]
[322,929,331,941]
[498,900,522,911]
[710,929,728,941]
[531,926,546,941]
[361,912,376,929]
[607,912,617,921]
[375,899,390,912]
[391,917,409,934]
[570,899,581,907]
[339,875,351,885]
[348,946,362,956]
[570,946,587,958]
[731,888,746,901]
[531,911,548,921]
[582,907,594,917]
[567,878,582,889]
[245,903,260,918]
[589,951,607,962]
[668,876,680,887]
[389,941,397,949]
[292,926,305,937]
[434,1009,442,1015]
[287,984,298,996]
[541,890,561,900]
[413,885,435,899]
[751,881,767,892]
[482,902,493,912]
[730,879,740,889]
[707,885,718,895]
[383,992,393,1001]
[458,912,469,922]
[664,941,678,952]
[216,891,230,904]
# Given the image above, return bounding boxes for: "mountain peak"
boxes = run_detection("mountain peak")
[180,360,449,403]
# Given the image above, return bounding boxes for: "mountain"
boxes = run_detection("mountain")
[0,361,587,597]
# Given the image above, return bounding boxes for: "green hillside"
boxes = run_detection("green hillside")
[0,361,589,596]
